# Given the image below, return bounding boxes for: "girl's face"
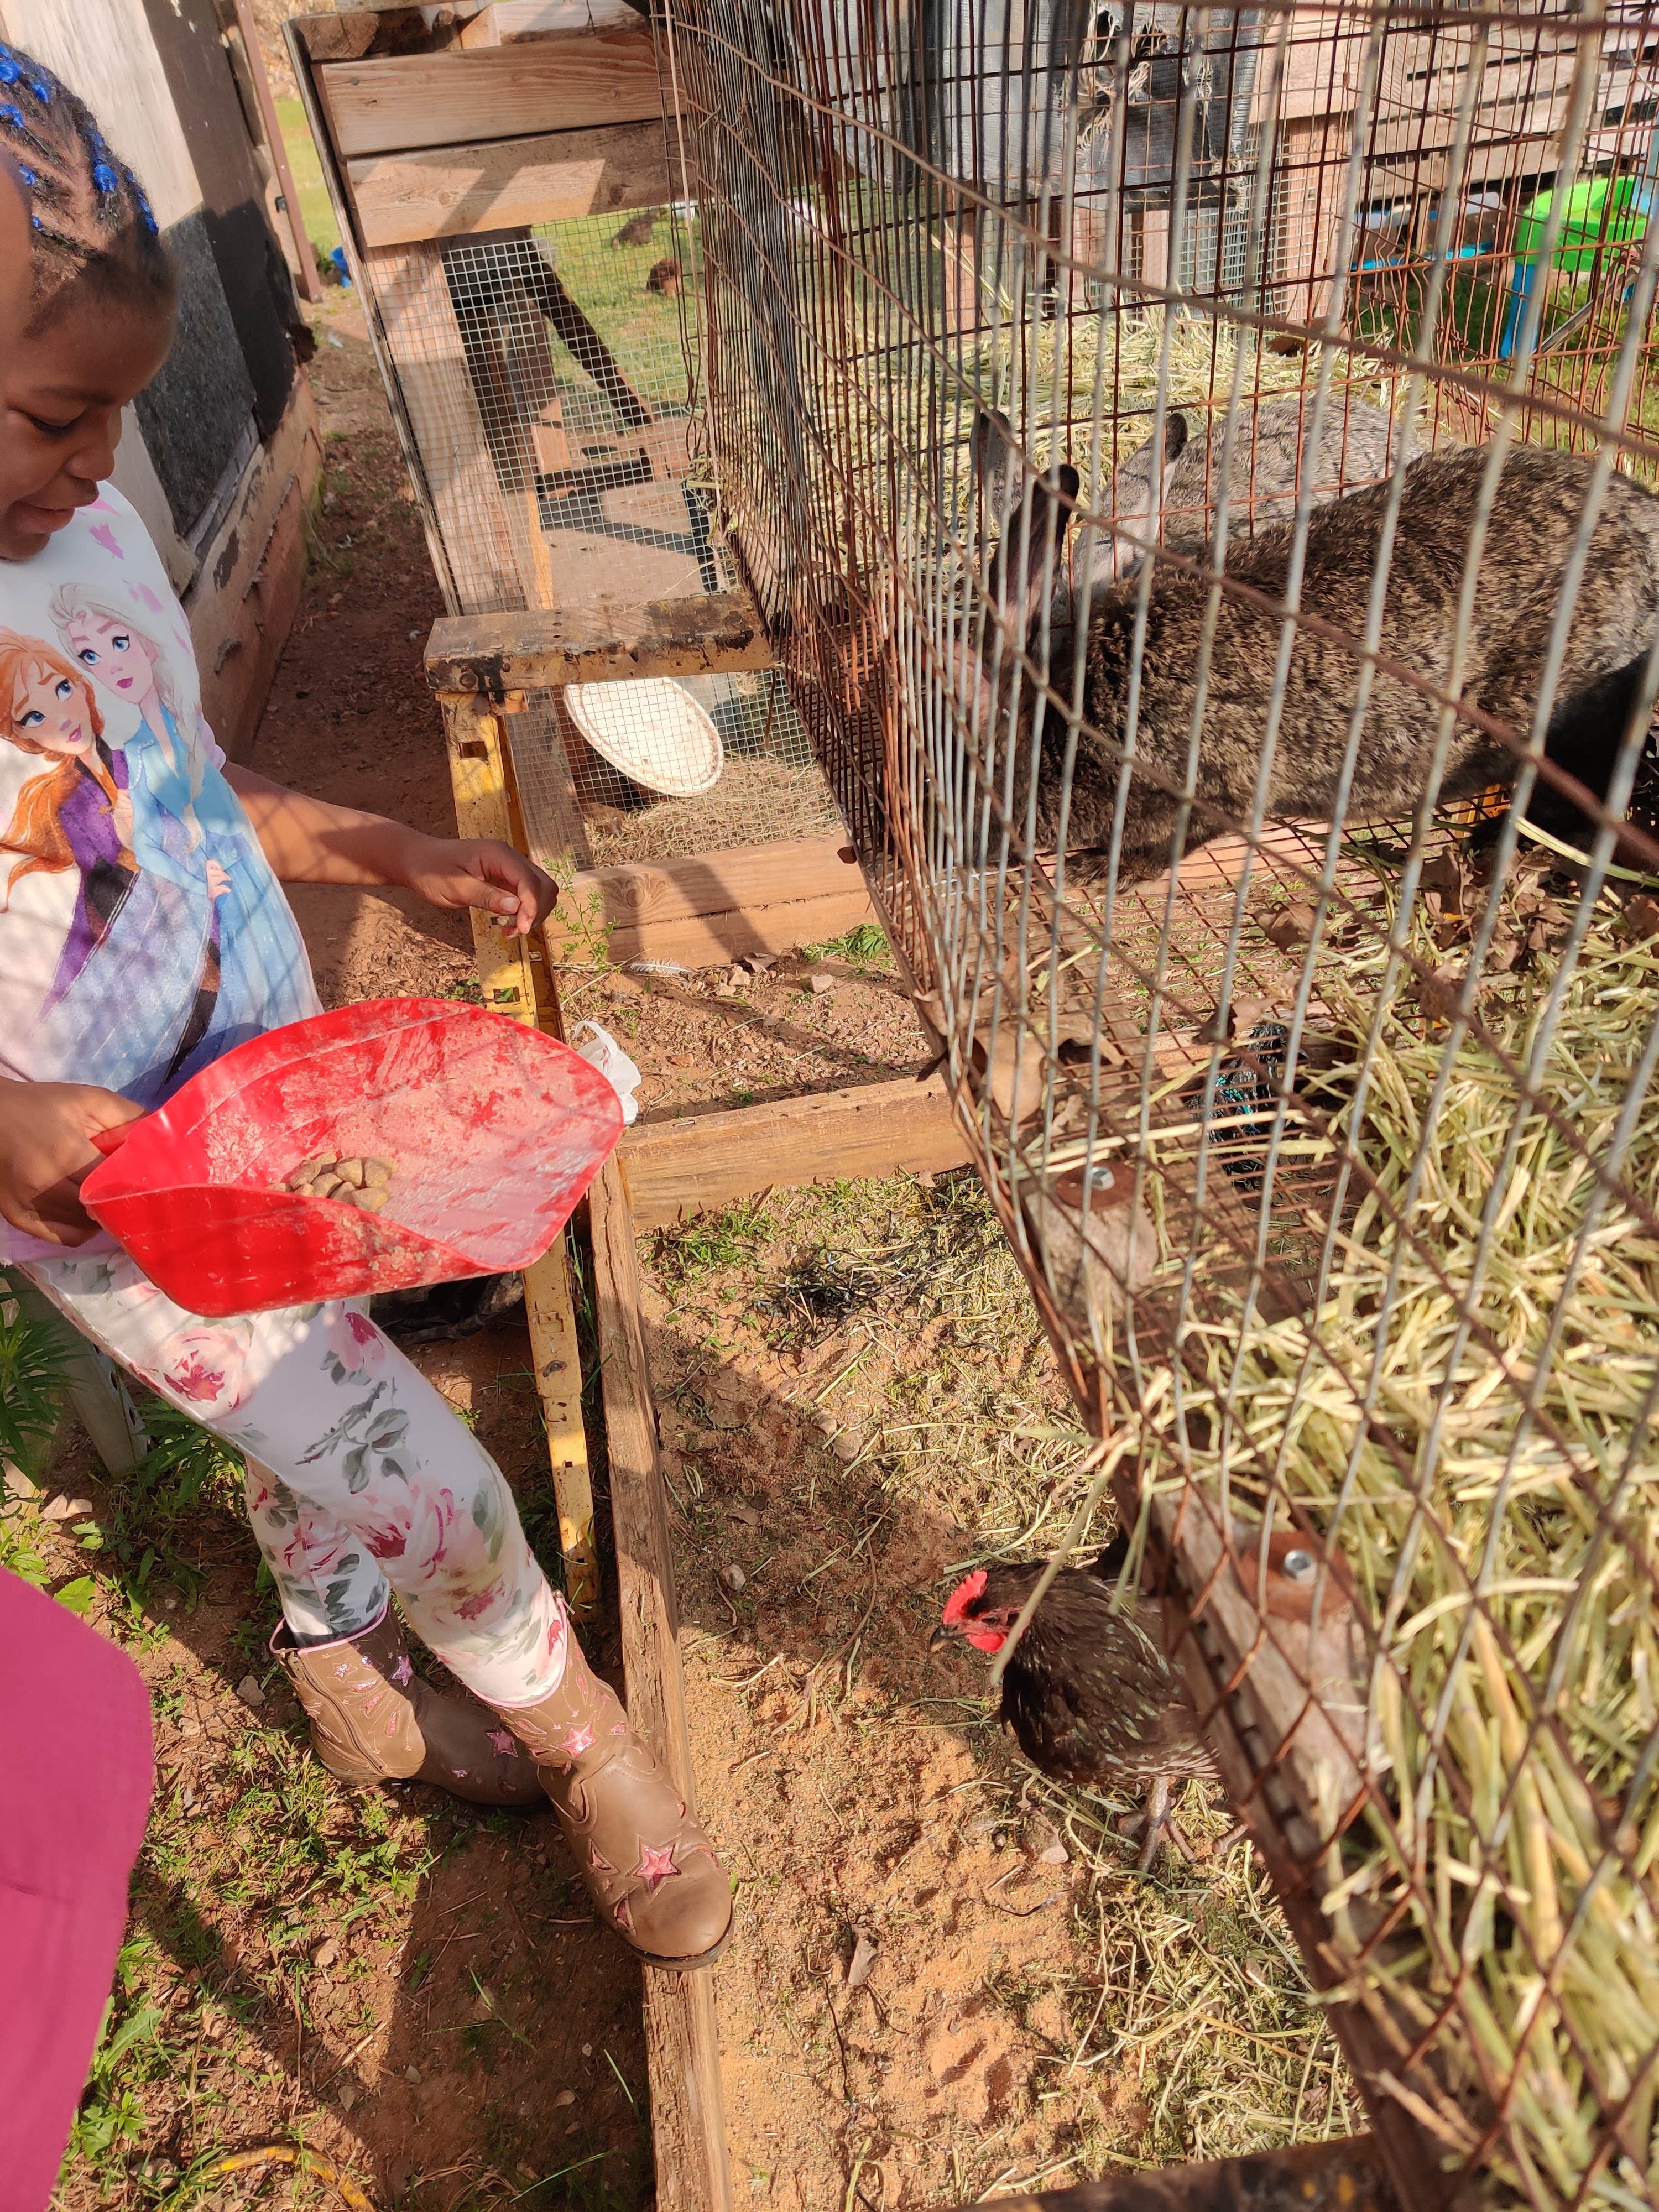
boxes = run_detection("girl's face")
[0,290,174,563]
[9,664,92,754]
[67,611,155,699]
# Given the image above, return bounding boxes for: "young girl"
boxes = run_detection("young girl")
[0,50,729,1970]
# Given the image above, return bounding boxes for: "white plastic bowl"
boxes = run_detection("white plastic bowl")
[564,678,724,799]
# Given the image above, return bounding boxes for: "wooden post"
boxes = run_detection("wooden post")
[441,692,601,1617]
[588,1154,733,2212]
[231,0,325,302]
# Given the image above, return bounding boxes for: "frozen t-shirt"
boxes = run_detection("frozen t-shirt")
[0,486,321,1263]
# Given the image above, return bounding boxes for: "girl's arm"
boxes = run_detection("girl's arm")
[224,765,556,937]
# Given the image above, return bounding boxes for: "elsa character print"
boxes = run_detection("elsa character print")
[53,585,311,1075]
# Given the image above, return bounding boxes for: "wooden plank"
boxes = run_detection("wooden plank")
[442,696,601,1619]
[231,0,323,299]
[426,587,775,695]
[589,1154,733,2212]
[543,834,874,967]
[319,32,669,159]
[292,10,425,63]
[345,119,672,246]
[599,891,880,971]
[461,0,642,46]
[619,1072,972,1228]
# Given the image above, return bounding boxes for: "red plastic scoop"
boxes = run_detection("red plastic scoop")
[80,998,624,1317]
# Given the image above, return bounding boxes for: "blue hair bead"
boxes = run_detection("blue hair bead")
[91,161,116,194]
[1,103,25,128]
[29,212,40,229]
[30,81,49,103]
[0,60,19,86]
[16,164,35,186]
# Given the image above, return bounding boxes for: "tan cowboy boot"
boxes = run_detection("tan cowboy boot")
[272,1606,546,1809]
[491,1634,732,1968]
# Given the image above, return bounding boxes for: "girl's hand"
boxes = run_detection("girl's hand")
[0,1081,145,1247]
[205,859,231,901]
[395,833,557,938]
[111,790,134,852]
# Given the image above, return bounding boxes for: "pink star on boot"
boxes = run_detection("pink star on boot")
[392,1655,414,1687]
[487,1727,518,1758]
[633,1841,681,1892]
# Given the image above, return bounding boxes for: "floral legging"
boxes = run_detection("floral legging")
[23,1251,568,1708]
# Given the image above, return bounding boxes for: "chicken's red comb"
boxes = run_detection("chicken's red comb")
[941,1567,988,1626]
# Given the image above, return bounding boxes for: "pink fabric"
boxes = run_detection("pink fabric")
[0,1568,153,2209]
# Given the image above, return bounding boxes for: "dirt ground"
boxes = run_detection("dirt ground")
[38,288,1354,2212]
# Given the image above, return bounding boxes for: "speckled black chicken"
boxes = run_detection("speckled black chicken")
[930,1537,1218,1867]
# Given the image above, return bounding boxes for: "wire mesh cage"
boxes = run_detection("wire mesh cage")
[359,199,844,861]
[663,1,1659,2203]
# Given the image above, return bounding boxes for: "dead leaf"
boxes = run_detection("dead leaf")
[1620,893,1659,942]
[1418,966,1467,1022]
[846,1931,879,1989]
[975,1026,1047,1120]
[1262,901,1318,952]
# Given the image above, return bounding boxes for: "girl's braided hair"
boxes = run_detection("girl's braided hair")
[0,43,173,324]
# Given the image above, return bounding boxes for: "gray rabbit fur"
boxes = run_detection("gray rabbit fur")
[980,441,1659,879]
[1089,390,1419,587]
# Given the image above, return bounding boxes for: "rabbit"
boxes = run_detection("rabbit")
[1085,389,1420,591]
[969,440,1659,883]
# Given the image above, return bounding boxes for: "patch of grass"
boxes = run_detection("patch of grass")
[652,1201,771,1286]
[802,921,891,968]
[275,96,341,261]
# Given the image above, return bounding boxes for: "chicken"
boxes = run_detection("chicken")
[930,1540,1217,1869]
[612,211,658,247]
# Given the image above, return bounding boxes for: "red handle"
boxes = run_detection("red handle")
[91,1116,150,1158]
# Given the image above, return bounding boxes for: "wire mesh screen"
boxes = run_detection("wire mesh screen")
[366,205,844,859]
[667,0,1659,2201]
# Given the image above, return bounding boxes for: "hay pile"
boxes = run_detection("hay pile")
[1126,888,1659,2206]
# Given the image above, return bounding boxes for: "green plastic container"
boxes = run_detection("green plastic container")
[1514,174,1650,273]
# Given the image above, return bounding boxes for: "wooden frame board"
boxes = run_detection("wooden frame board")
[319,31,670,159]
[426,588,776,697]
[619,1071,972,1227]
[346,118,672,247]
[442,691,601,1617]
[546,834,875,968]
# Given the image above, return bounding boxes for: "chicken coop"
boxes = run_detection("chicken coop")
[294,2,1659,2208]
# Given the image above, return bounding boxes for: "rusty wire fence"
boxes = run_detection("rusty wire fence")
[664,1,1659,2203]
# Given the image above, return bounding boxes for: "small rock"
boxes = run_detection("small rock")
[338,2084,357,2111]
[582,2042,593,2057]
[164,1597,178,1611]
[41,1494,93,1522]
[725,965,746,988]
[846,1930,879,1989]
[669,1054,697,1069]
[179,1717,202,1738]
[829,1428,863,1463]
[312,1939,340,1969]
[1037,1840,1071,1865]
[405,2064,422,2085]
[555,2089,576,2108]
[236,1674,265,1709]
[718,1562,747,1594]
[805,973,834,995]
